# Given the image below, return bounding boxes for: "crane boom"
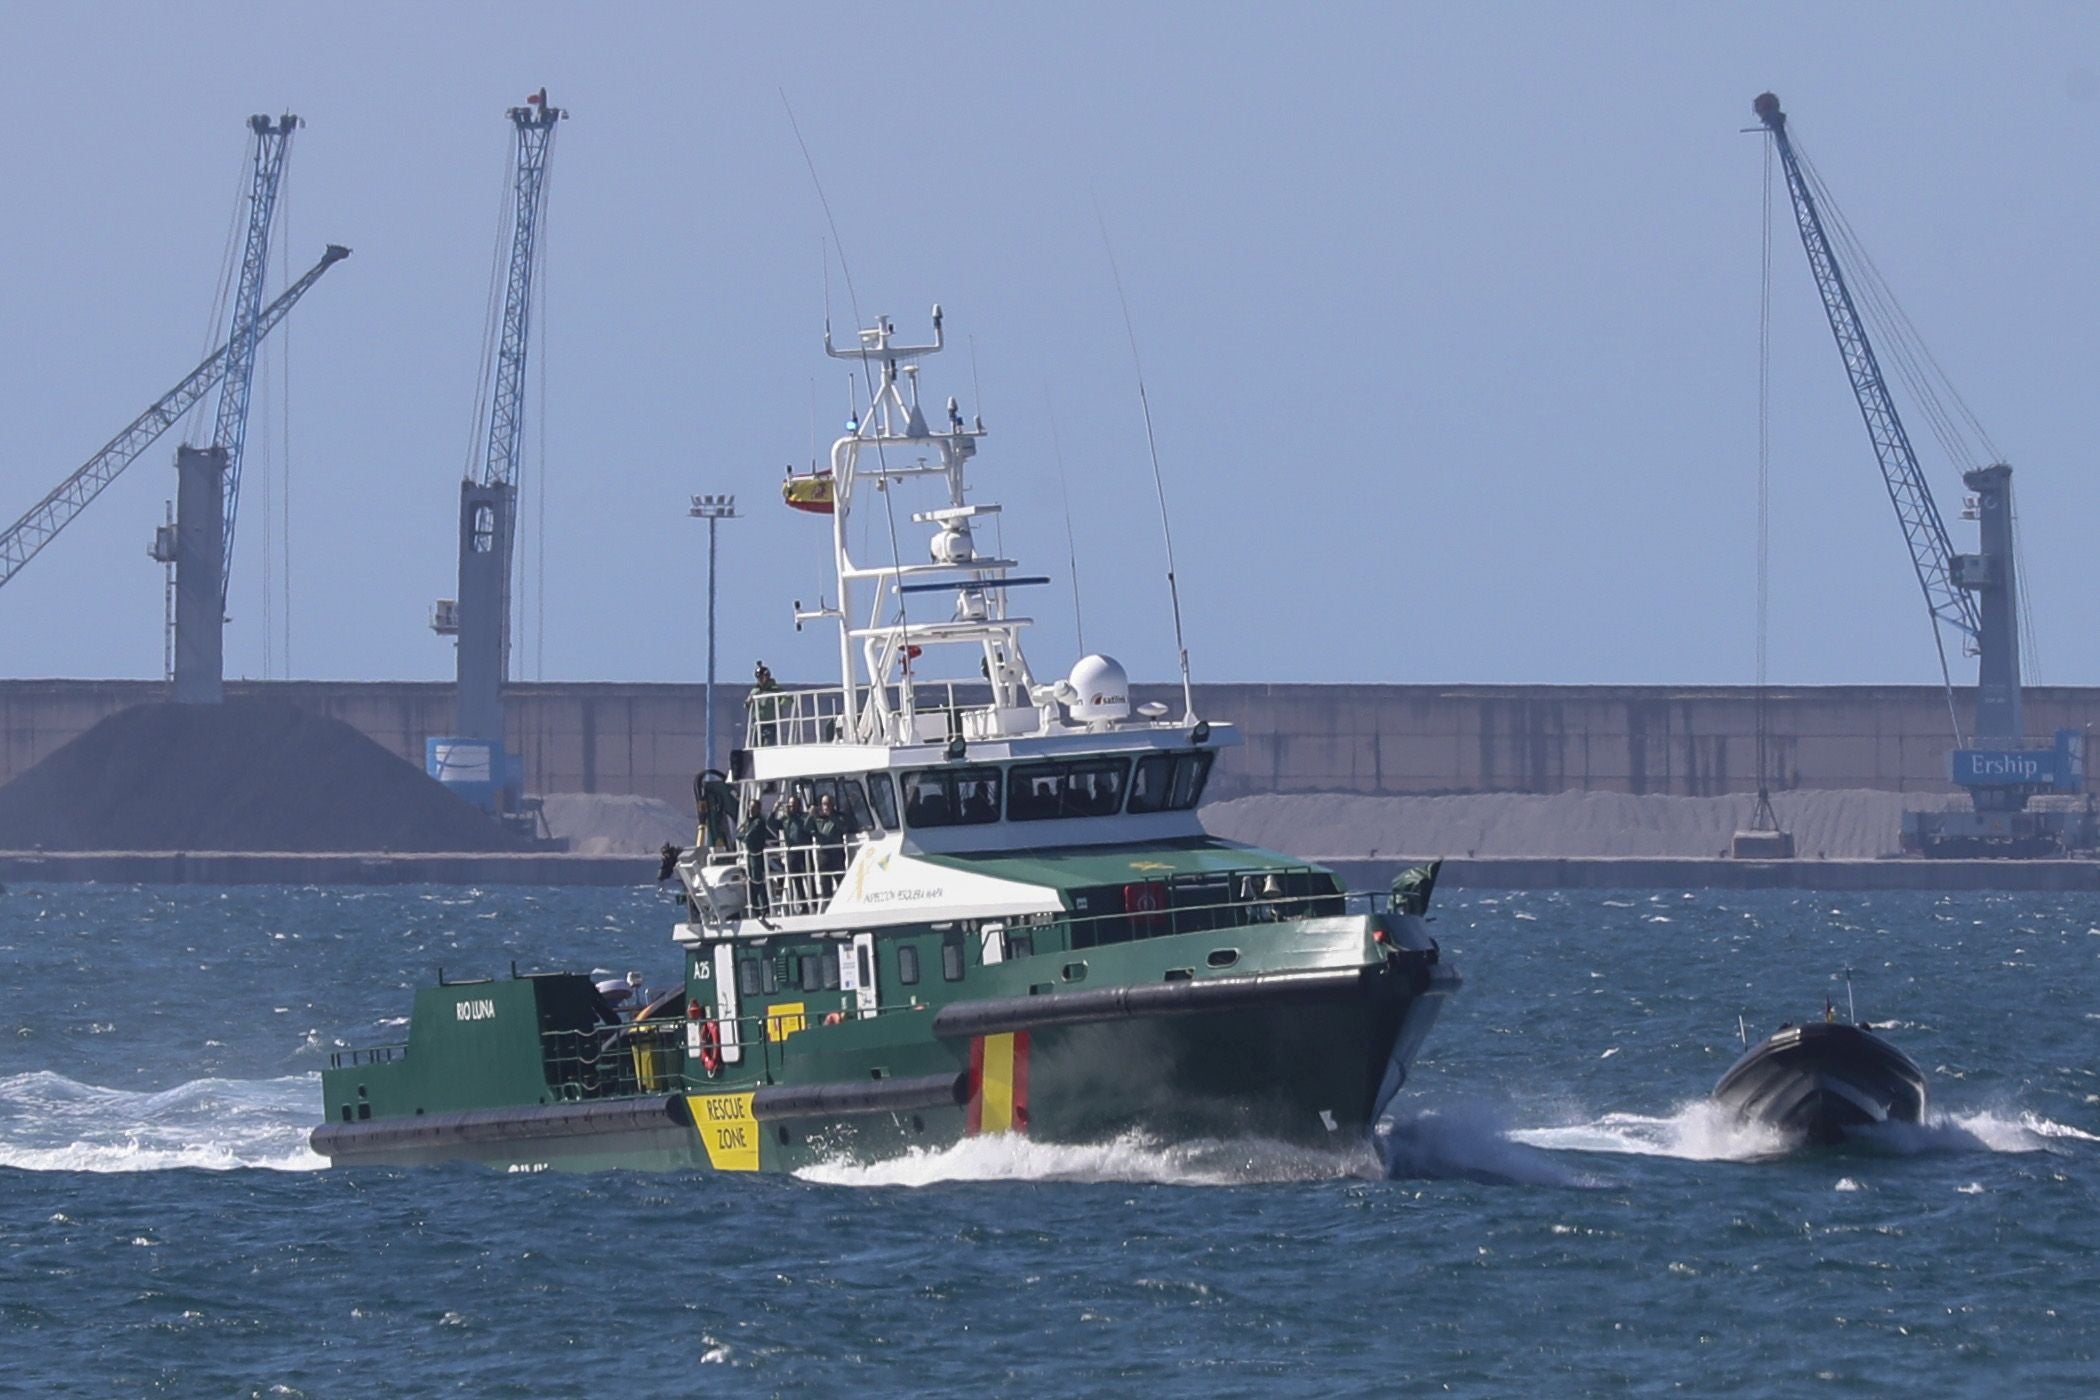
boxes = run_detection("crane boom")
[1753,93,1981,720]
[214,114,300,606]
[0,243,350,592]
[480,89,560,491]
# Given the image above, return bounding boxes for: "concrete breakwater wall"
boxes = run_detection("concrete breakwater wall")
[7,678,2100,806]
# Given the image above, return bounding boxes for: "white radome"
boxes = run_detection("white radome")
[1066,654,1130,722]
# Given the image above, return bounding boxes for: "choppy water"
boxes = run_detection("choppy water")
[2,883,2096,1394]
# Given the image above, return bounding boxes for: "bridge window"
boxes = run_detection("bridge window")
[738,959,761,998]
[899,944,921,985]
[789,775,875,832]
[866,773,899,829]
[1006,757,1131,821]
[903,766,1004,828]
[1127,751,1215,814]
[799,954,822,993]
[941,932,965,981]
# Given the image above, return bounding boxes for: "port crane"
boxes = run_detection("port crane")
[0,244,348,593]
[1754,92,2088,855]
[427,89,563,819]
[151,114,303,702]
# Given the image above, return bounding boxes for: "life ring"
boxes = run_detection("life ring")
[698,1018,723,1078]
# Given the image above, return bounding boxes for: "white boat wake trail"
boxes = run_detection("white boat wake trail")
[0,1070,325,1172]
[797,1131,1385,1188]
[1510,1099,2096,1161]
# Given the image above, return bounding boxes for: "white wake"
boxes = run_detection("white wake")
[796,1130,1383,1188]
[0,1070,325,1172]
[1510,1099,2097,1161]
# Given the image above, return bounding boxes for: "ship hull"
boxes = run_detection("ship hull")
[1710,1022,1928,1146]
[312,950,1454,1174]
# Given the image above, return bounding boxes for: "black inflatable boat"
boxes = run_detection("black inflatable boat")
[1711,1019,1928,1145]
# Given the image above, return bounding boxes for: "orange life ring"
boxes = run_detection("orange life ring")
[698,1018,723,1078]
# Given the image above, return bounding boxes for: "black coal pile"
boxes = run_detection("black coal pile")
[0,699,531,852]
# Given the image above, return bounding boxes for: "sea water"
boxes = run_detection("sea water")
[2,883,2095,1394]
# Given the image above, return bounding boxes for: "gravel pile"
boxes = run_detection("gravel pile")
[0,699,530,853]
[537,793,692,855]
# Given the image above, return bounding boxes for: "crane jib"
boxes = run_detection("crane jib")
[0,245,349,592]
[1754,92,1986,743]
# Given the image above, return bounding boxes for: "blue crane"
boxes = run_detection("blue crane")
[0,244,348,592]
[1755,92,2086,855]
[213,114,300,609]
[429,89,563,819]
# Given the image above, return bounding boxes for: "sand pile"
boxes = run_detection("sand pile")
[537,793,691,855]
[0,699,530,853]
[1201,789,1968,861]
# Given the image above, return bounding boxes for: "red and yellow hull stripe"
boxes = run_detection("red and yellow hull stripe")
[967,1031,1031,1135]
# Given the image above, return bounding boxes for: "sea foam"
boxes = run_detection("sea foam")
[0,1070,324,1172]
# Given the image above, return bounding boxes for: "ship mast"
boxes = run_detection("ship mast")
[806,309,1045,746]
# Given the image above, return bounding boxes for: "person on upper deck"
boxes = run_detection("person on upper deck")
[809,793,860,897]
[737,799,773,916]
[774,793,813,911]
[752,661,784,745]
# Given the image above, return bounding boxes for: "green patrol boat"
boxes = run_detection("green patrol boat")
[313,309,1458,1174]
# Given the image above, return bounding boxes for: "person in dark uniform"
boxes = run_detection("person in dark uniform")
[774,792,812,912]
[737,799,774,916]
[751,661,785,745]
[809,793,860,898]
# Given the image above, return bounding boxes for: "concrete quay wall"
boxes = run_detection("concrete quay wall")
[6,678,2100,805]
[4,848,2095,893]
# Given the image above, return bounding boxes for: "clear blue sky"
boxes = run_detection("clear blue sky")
[3,2,2098,690]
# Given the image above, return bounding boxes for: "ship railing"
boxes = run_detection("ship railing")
[745,686,852,748]
[540,1019,688,1102]
[328,1043,404,1070]
[1051,866,1347,950]
[691,832,874,924]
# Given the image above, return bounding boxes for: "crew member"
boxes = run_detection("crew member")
[809,793,860,898]
[738,799,774,916]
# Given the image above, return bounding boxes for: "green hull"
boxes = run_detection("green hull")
[316,899,1454,1175]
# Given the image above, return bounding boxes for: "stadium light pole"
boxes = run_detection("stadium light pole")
[689,493,739,774]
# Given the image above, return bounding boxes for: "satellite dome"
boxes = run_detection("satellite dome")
[1066,655,1130,722]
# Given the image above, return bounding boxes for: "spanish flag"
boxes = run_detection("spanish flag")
[782,472,835,515]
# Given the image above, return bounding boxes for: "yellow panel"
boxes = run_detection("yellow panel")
[688,1093,760,1171]
[980,1032,1016,1135]
[766,1002,807,1043]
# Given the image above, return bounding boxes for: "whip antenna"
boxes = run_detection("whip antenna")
[1096,204,1195,722]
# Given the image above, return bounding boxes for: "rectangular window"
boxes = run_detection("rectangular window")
[821,953,840,990]
[857,943,874,988]
[790,777,874,836]
[1006,758,1130,821]
[800,954,822,993]
[941,934,965,981]
[902,766,1004,828]
[898,944,921,985]
[866,773,899,830]
[1129,752,1213,813]
[1004,931,1034,960]
[762,957,778,994]
[738,959,761,998]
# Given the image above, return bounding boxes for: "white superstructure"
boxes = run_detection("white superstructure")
[676,310,1235,938]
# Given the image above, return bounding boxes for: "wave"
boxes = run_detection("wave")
[796,1130,1383,1188]
[1512,1101,1793,1162]
[1379,1102,1602,1186]
[1510,1100,2097,1161]
[0,1070,325,1173]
